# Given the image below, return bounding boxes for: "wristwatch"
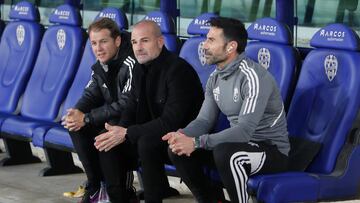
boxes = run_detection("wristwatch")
[83,114,91,125]
[194,137,201,149]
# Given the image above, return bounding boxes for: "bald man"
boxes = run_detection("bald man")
[94,20,204,203]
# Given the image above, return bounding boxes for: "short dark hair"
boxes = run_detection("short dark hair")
[209,17,248,53]
[88,18,121,40]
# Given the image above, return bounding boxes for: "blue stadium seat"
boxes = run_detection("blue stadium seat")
[36,8,129,176]
[246,17,299,108]
[144,11,181,53]
[0,4,84,166]
[179,12,229,133]
[179,13,217,88]
[0,1,42,130]
[95,7,128,30]
[248,24,360,202]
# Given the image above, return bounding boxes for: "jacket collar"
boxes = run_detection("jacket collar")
[213,52,246,80]
[142,46,170,71]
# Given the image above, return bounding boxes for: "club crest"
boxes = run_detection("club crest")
[324,54,338,81]
[213,86,220,101]
[258,48,271,69]
[57,29,66,50]
[16,25,25,46]
[198,41,207,66]
[233,87,239,102]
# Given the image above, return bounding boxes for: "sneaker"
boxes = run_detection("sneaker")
[128,186,140,203]
[137,186,179,200]
[78,188,99,203]
[162,187,180,198]
[63,185,85,198]
[73,185,86,198]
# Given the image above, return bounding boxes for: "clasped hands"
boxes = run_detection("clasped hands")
[61,108,85,132]
[62,109,193,154]
[162,131,195,156]
[94,123,127,152]
[61,108,126,152]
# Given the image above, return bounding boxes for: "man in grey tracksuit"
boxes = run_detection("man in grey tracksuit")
[163,17,290,203]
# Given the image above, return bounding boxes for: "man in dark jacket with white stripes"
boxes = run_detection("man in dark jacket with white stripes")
[62,18,137,203]
[93,20,204,203]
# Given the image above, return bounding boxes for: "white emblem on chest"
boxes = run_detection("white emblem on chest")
[213,86,220,101]
[233,87,239,102]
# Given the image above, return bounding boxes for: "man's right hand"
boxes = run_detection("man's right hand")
[162,131,196,157]
[62,108,86,132]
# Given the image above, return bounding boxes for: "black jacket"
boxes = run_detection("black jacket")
[75,31,137,125]
[119,47,204,143]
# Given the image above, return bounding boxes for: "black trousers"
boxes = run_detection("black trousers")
[136,134,173,203]
[169,141,288,203]
[69,125,138,203]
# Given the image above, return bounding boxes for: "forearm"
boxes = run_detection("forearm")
[199,123,255,149]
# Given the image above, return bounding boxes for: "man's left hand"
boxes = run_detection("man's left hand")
[94,123,127,152]
[162,131,195,156]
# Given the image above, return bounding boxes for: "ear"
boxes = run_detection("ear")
[157,35,165,48]
[227,41,238,53]
[115,35,121,47]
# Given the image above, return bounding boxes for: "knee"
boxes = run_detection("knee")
[137,135,161,158]
[213,143,233,169]
[68,129,80,137]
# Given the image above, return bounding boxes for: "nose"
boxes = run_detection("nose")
[203,40,209,50]
[133,42,142,52]
[96,43,103,52]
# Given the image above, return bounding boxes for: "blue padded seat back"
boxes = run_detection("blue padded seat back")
[179,13,218,88]
[20,4,83,121]
[246,18,297,102]
[145,11,180,53]
[9,1,40,22]
[287,24,360,174]
[0,1,42,113]
[61,40,94,115]
[49,4,81,26]
[95,7,128,30]
[179,13,229,132]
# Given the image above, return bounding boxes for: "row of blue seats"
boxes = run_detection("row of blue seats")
[1,1,360,202]
[0,1,182,173]
[0,0,179,166]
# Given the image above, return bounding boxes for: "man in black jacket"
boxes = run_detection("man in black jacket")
[94,20,204,203]
[62,18,137,203]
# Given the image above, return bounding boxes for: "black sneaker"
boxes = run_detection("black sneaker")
[162,187,180,198]
[127,186,140,203]
[78,187,99,203]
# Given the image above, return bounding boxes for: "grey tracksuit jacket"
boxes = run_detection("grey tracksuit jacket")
[182,53,290,155]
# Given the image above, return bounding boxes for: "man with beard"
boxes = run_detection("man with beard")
[163,17,290,203]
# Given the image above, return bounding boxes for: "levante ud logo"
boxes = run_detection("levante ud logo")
[57,29,66,50]
[16,25,25,46]
[198,41,207,66]
[258,47,271,69]
[324,54,338,82]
